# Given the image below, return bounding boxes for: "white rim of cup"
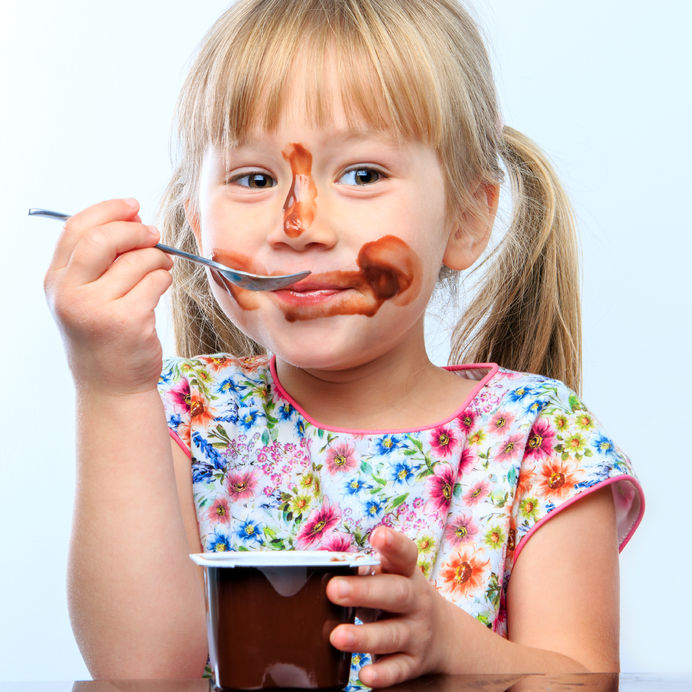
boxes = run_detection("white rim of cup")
[189,550,381,568]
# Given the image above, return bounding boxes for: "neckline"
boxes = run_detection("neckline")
[268,355,499,435]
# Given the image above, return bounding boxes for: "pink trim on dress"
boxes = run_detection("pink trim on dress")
[513,475,645,564]
[169,429,191,458]
[268,355,500,435]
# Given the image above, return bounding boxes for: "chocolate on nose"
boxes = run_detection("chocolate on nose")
[282,142,318,238]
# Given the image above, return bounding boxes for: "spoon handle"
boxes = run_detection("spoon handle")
[28,208,69,221]
[152,241,232,274]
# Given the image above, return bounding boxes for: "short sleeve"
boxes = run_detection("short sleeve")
[157,357,193,456]
[510,382,644,563]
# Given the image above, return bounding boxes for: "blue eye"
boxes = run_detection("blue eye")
[338,167,385,186]
[230,172,276,189]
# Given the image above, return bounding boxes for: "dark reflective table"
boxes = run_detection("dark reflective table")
[377,673,691,691]
[1,675,690,691]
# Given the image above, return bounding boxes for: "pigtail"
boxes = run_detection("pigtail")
[158,174,265,359]
[449,126,582,393]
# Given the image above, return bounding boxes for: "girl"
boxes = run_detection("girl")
[44,0,643,688]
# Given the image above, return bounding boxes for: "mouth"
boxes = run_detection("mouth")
[272,276,354,306]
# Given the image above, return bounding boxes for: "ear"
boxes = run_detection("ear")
[184,199,203,252]
[443,182,499,271]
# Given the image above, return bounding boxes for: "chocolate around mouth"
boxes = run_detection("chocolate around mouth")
[210,235,422,321]
[210,248,262,311]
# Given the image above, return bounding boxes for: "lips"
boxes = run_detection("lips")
[213,235,420,322]
[278,275,354,293]
[274,289,345,308]
[272,275,356,307]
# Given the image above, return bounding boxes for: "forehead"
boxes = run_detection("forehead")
[199,35,439,157]
[238,51,401,142]
[247,62,407,145]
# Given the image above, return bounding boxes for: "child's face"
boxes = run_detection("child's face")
[187,78,463,371]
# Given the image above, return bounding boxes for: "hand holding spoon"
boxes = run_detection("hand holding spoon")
[29,208,310,291]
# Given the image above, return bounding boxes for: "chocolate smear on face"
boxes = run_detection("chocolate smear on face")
[282,143,318,237]
[281,235,422,322]
[210,249,260,311]
[209,236,421,322]
[358,235,416,301]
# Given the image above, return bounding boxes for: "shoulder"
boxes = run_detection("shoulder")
[159,353,271,385]
[158,353,273,404]
[157,353,273,443]
[496,369,630,478]
[464,368,588,440]
[463,367,643,557]
[476,368,613,439]
[494,369,644,558]
[488,368,578,411]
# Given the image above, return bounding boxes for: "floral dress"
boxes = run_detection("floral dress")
[157,354,643,687]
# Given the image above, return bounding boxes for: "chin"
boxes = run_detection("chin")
[232,304,417,373]
[262,325,388,373]
[282,352,366,372]
[268,340,368,372]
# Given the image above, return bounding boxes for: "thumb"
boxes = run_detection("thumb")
[369,526,418,577]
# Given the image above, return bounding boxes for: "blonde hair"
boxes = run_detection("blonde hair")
[159,0,582,392]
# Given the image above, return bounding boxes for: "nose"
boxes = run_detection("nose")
[267,211,338,251]
[267,179,338,251]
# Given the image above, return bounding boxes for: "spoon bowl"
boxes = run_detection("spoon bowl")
[29,208,310,291]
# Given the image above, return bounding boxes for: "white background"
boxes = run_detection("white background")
[1,0,690,681]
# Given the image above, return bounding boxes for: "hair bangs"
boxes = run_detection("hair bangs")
[177,0,448,163]
[331,15,446,146]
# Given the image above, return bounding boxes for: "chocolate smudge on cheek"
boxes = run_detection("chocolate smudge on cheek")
[282,235,422,322]
[282,143,318,238]
[358,235,418,305]
[210,249,260,311]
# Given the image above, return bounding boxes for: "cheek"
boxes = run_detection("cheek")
[208,278,265,345]
[197,207,223,255]
[198,191,260,253]
[358,235,422,307]
[418,240,449,287]
[208,279,236,315]
[209,271,259,311]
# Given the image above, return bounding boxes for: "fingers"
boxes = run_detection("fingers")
[48,251,173,339]
[358,653,419,689]
[44,197,174,348]
[121,266,174,314]
[327,529,439,687]
[328,572,415,614]
[370,526,418,577]
[64,221,163,285]
[47,242,172,325]
[42,198,175,397]
[331,621,432,688]
[327,528,422,616]
[102,247,173,301]
[48,198,142,271]
[44,196,170,308]
[331,617,415,655]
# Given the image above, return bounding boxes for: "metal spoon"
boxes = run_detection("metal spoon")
[28,208,310,291]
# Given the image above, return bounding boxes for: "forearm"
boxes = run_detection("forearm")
[440,605,594,675]
[69,387,206,678]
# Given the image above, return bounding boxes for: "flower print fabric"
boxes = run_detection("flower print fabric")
[158,354,644,684]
